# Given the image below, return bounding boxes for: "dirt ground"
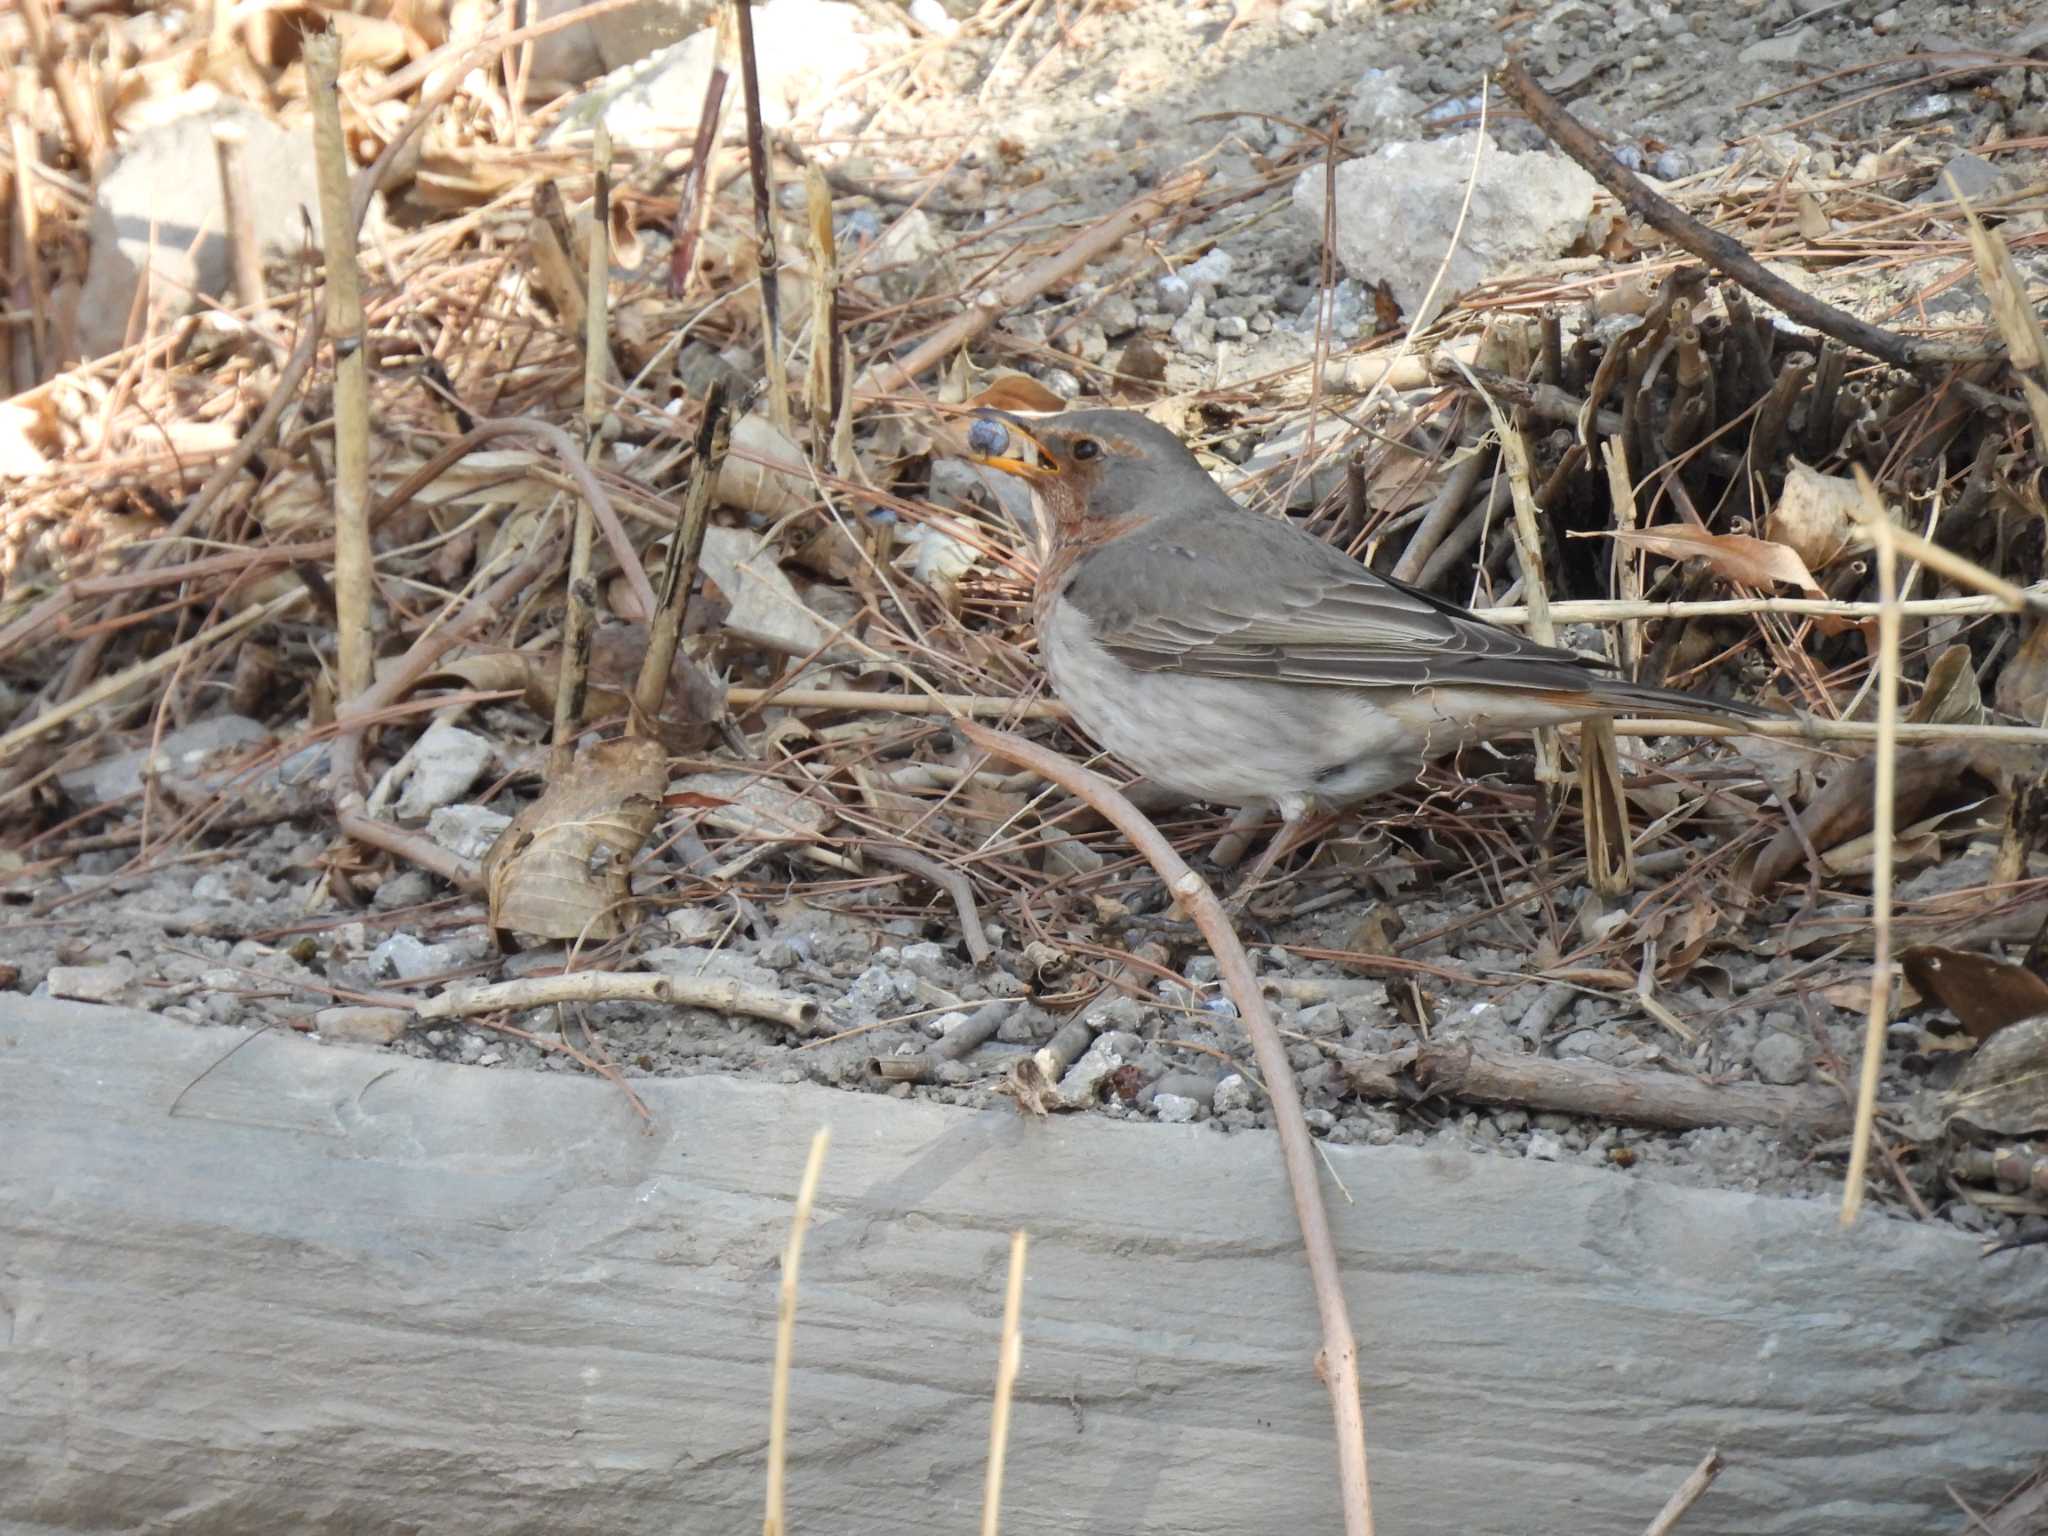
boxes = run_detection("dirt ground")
[7,0,2047,1235]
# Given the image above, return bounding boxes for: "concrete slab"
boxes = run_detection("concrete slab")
[1,998,2039,1534]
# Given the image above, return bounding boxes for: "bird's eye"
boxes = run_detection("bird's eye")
[1071,438,1102,461]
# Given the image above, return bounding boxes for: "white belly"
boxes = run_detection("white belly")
[1040,600,1587,812]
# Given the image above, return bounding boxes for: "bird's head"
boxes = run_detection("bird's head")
[965,408,1213,549]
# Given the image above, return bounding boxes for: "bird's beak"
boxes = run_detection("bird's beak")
[964,410,1053,480]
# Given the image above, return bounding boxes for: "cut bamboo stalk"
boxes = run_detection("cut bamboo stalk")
[306,29,375,707]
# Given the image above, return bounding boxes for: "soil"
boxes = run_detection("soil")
[9,0,2045,1237]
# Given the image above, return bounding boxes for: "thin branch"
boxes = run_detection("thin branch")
[1497,56,1998,372]
[960,721,1373,1536]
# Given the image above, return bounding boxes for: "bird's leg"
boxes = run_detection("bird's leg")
[1207,803,1269,870]
[1224,797,1327,914]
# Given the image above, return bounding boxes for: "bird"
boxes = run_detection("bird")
[963,405,1768,894]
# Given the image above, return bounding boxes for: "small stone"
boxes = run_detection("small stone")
[1213,1073,1254,1114]
[1899,92,1954,124]
[1752,1031,1810,1085]
[372,870,435,912]
[1214,315,1249,340]
[898,941,954,982]
[1182,249,1234,290]
[45,959,140,1006]
[1150,1071,1218,1105]
[1297,1002,1343,1037]
[371,933,462,982]
[394,721,494,819]
[314,1006,412,1044]
[459,1034,486,1063]
[1738,26,1812,64]
[1154,1093,1200,1124]
[1527,1130,1566,1161]
[1095,293,1140,336]
[1870,5,1899,31]
[1303,1107,1337,1132]
[1155,274,1193,315]
[428,804,511,863]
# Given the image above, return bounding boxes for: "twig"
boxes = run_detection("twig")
[1841,469,1900,1228]
[552,127,614,779]
[306,29,374,706]
[980,1230,1028,1536]
[960,721,1373,1536]
[635,386,730,727]
[853,171,1207,400]
[414,972,822,1032]
[1400,1041,1849,1133]
[763,1127,829,1536]
[1474,591,2033,625]
[667,52,730,298]
[210,122,266,314]
[868,842,993,967]
[725,687,1064,717]
[1497,57,1996,372]
[1643,1448,1724,1536]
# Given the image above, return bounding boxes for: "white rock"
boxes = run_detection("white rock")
[858,207,951,303]
[699,525,832,655]
[1292,133,1599,323]
[1213,1073,1254,1114]
[79,106,327,361]
[395,721,494,820]
[1739,26,1812,65]
[58,716,268,805]
[428,804,513,864]
[45,960,140,1007]
[567,0,885,150]
[1153,1093,1200,1124]
[371,934,462,982]
[1350,66,1424,128]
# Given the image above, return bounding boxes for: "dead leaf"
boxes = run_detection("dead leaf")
[1606,524,1823,595]
[1901,947,2048,1043]
[1766,462,1860,571]
[1997,621,2048,724]
[968,373,1067,414]
[1795,191,1831,241]
[1749,746,1980,892]
[482,736,668,942]
[1907,644,1985,727]
[1943,1013,2048,1138]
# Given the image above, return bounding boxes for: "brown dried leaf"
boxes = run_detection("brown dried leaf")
[1907,644,1985,727]
[1997,621,2048,724]
[1943,1013,2048,1138]
[1749,746,1979,892]
[1900,947,2048,1043]
[482,736,668,941]
[1609,524,1823,595]
[969,373,1068,414]
[1795,191,1831,241]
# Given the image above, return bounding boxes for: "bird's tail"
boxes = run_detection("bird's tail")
[1572,676,1776,726]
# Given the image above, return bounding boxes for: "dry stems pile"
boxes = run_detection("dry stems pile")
[1,1,2046,1239]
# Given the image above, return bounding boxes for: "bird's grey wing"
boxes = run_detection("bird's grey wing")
[1067,516,1602,695]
